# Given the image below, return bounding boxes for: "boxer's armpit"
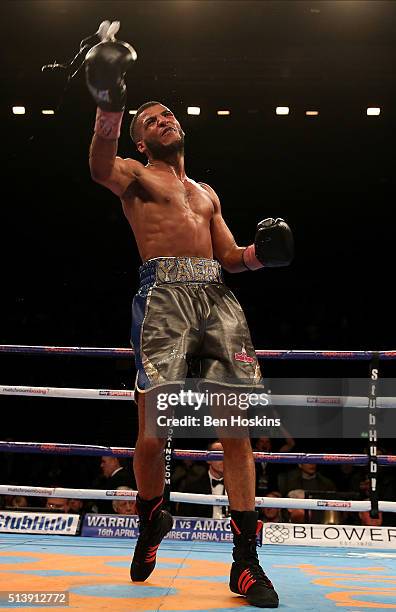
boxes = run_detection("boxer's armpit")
[90,148,138,197]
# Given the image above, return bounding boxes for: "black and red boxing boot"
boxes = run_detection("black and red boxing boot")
[130,495,173,582]
[229,510,279,608]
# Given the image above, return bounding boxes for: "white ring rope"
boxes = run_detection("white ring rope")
[0,385,134,400]
[1,384,395,408]
[1,484,395,513]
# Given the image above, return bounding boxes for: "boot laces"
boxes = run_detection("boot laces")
[246,559,273,589]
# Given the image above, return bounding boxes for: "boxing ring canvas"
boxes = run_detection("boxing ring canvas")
[1,534,396,610]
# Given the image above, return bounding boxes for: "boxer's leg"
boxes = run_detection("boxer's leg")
[130,392,173,583]
[133,393,166,499]
[201,285,279,608]
[131,284,198,583]
[221,437,255,511]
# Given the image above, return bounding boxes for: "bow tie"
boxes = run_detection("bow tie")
[211,478,224,487]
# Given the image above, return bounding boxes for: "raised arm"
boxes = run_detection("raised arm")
[203,183,294,273]
[85,31,138,197]
[89,126,140,197]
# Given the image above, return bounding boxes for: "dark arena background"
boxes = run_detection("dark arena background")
[1,2,396,611]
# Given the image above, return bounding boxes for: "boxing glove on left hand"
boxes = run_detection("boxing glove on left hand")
[254,218,294,267]
[243,218,294,270]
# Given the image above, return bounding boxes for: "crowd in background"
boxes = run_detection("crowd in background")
[1,435,395,527]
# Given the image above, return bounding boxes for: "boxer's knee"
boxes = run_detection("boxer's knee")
[221,437,252,458]
[136,393,166,458]
[136,435,166,459]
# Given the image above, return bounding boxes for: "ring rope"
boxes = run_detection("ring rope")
[1,344,396,360]
[2,344,393,522]
[1,384,396,409]
[1,484,395,513]
[1,440,395,465]
[0,385,134,400]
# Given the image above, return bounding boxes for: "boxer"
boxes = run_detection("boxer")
[86,25,293,608]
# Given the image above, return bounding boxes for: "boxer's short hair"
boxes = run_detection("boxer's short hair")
[130,101,162,143]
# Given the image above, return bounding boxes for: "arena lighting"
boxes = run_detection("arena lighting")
[187,106,200,116]
[276,106,289,115]
[128,109,137,115]
[305,110,319,116]
[41,109,55,115]
[367,107,380,116]
[12,106,25,115]
[217,110,230,116]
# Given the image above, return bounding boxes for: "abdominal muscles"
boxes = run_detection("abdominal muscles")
[129,202,214,261]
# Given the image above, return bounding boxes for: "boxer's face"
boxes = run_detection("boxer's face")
[137,104,185,159]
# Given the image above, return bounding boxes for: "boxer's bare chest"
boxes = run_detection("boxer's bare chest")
[123,169,214,223]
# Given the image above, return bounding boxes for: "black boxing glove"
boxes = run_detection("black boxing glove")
[85,22,137,140]
[85,40,136,112]
[243,218,294,270]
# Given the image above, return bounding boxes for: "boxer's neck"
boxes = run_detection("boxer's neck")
[147,156,186,182]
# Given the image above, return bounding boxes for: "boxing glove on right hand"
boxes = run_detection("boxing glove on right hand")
[85,40,137,112]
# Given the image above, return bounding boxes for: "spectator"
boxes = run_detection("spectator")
[172,459,207,492]
[255,431,295,455]
[69,499,84,514]
[359,474,371,498]
[45,498,70,513]
[174,441,227,518]
[10,496,28,509]
[254,431,295,496]
[99,456,136,490]
[112,487,136,515]
[95,455,136,513]
[4,495,14,508]
[278,463,336,498]
[286,489,306,524]
[260,491,282,523]
[254,438,278,496]
[333,464,362,494]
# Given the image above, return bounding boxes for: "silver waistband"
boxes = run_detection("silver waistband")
[139,257,224,288]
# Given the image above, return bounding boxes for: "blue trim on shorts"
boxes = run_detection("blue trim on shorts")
[131,292,150,391]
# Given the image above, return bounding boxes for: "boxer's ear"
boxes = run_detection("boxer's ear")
[136,140,146,155]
